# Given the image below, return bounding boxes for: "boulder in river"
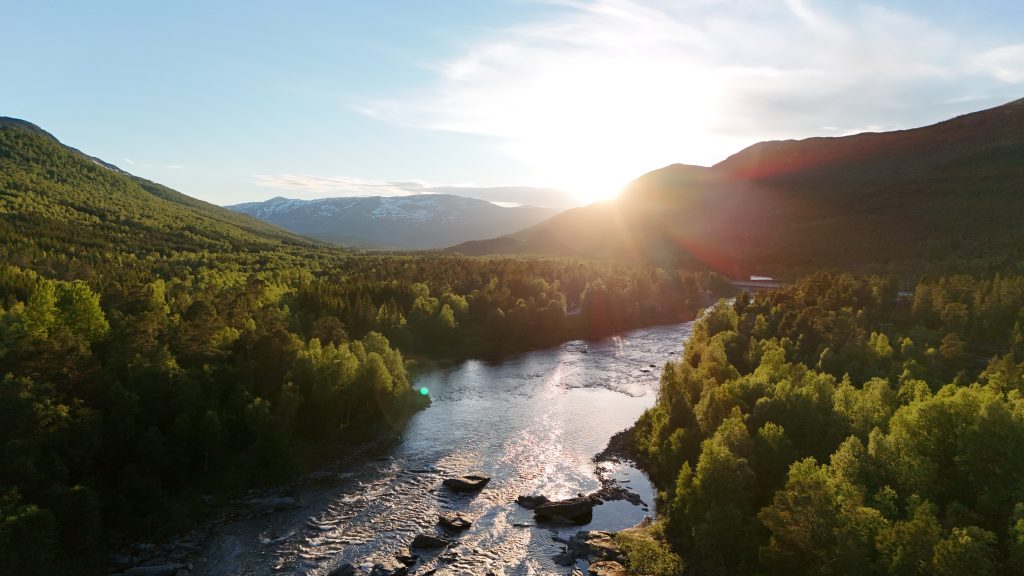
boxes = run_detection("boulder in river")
[588,560,629,576]
[442,474,490,492]
[576,531,622,561]
[411,534,450,549]
[591,484,645,507]
[552,549,577,566]
[553,530,624,565]
[533,496,595,524]
[369,562,408,576]
[438,512,472,530]
[395,554,418,566]
[516,494,550,509]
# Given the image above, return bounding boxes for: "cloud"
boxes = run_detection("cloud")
[974,44,1024,84]
[252,174,428,196]
[251,174,578,208]
[359,0,1022,192]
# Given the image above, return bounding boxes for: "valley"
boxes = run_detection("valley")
[2,96,1024,576]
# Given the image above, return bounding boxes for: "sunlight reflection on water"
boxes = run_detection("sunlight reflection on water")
[193,321,692,576]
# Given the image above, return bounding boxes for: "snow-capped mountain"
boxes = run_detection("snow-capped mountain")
[227,194,560,249]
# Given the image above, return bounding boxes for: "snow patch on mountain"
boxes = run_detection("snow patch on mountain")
[226,193,560,250]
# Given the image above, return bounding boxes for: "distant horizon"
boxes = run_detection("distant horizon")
[224,189,566,210]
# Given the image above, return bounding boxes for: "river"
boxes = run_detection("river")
[192,320,693,576]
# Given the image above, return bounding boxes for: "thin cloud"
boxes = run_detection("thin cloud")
[358,0,1022,193]
[784,0,846,39]
[252,174,428,196]
[974,44,1024,84]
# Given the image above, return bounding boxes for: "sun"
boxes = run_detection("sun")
[538,156,644,206]
[566,177,629,205]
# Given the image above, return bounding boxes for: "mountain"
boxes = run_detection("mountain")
[451,97,1024,277]
[0,117,318,277]
[228,194,560,250]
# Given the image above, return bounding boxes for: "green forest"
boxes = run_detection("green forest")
[0,120,725,574]
[632,272,1024,575]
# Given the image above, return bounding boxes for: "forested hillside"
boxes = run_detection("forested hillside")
[0,118,727,575]
[0,118,317,276]
[631,272,1024,575]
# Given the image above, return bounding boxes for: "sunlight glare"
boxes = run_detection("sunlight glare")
[475,58,730,206]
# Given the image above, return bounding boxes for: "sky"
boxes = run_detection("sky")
[2,0,1022,207]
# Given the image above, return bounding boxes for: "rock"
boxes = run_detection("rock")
[410,534,450,549]
[438,512,472,530]
[395,554,418,566]
[552,549,576,566]
[122,564,187,576]
[587,560,628,576]
[577,531,621,561]
[590,484,645,507]
[442,474,491,492]
[516,494,550,509]
[369,562,408,576]
[328,563,355,576]
[533,496,595,524]
[439,550,460,563]
[550,530,624,568]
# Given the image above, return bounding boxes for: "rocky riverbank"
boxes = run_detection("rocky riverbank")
[113,443,654,576]
[105,434,404,576]
[593,427,636,464]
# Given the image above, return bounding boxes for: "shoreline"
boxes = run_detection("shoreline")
[593,426,638,465]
